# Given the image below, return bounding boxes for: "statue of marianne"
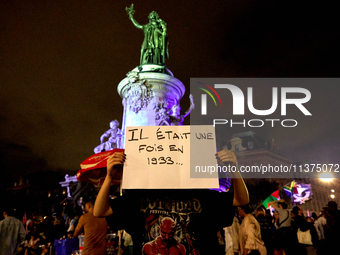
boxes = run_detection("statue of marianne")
[126,4,169,66]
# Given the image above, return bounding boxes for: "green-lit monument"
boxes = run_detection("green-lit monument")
[94,4,194,151]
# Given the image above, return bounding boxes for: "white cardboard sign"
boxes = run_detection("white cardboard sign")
[122,125,219,189]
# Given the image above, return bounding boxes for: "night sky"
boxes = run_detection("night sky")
[1,0,339,184]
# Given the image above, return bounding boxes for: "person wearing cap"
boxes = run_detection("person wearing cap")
[74,196,108,255]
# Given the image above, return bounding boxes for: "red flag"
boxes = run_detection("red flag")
[77,149,124,186]
[271,189,280,199]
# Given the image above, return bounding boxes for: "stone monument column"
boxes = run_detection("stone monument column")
[117,65,186,148]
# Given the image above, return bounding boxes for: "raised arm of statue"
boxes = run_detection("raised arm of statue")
[126,4,143,29]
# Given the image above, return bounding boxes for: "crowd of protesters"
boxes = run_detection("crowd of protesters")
[0,201,134,255]
[0,204,87,255]
[1,195,339,255]
[222,199,339,255]
[2,148,339,255]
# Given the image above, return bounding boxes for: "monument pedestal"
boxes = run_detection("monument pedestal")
[117,65,186,148]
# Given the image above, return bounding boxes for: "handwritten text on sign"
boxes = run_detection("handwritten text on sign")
[127,127,190,166]
[122,125,218,189]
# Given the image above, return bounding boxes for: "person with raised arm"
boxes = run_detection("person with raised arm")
[94,150,249,255]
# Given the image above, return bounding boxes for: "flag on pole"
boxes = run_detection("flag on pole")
[262,190,280,209]
[293,183,313,204]
[283,180,296,197]
[271,189,280,200]
[262,196,277,209]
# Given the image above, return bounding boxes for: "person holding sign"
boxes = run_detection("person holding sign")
[94,150,249,255]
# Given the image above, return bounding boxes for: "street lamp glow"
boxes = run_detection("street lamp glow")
[319,172,334,182]
[331,189,335,193]
[330,194,335,199]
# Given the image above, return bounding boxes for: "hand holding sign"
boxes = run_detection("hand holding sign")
[216,150,237,166]
[106,151,125,184]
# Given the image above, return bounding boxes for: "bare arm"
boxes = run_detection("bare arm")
[231,172,249,206]
[216,150,249,206]
[93,152,125,217]
[73,216,84,237]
